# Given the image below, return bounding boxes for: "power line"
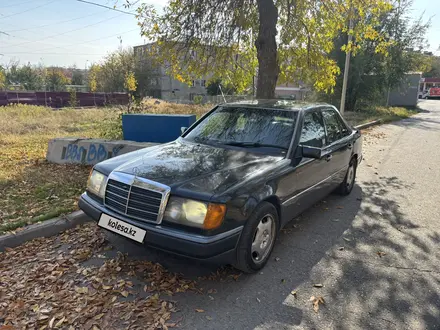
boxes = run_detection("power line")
[3,28,140,54]
[3,2,134,33]
[76,0,136,16]
[0,0,37,9]
[4,12,128,48]
[1,52,108,56]
[4,11,100,33]
[0,0,60,20]
[42,28,141,50]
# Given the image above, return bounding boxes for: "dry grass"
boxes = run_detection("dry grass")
[344,106,418,126]
[0,101,209,233]
[139,98,211,118]
[0,105,119,233]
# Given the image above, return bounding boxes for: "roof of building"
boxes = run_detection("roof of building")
[221,99,332,110]
[422,77,440,83]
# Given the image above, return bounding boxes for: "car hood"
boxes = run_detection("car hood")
[97,139,283,196]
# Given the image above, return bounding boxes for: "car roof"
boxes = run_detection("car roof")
[220,99,332,111]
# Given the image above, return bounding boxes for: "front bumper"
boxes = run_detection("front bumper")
[78,193,241,263]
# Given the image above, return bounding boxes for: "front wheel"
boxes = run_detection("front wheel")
[338,157,357,195]
[234,202,279,273]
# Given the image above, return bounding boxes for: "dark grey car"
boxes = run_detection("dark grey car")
[79,100,362,273]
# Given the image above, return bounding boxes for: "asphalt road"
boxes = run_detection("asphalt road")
[98,100,440,330]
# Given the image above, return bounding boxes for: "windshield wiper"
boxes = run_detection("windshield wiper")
[223,141,288,150]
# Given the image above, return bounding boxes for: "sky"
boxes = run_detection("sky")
[0,0,439,69]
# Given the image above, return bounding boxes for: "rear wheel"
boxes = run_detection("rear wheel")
[338,157,357,195]
[234,202,279,273]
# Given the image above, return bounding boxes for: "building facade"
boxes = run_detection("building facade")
[134,44,208,101]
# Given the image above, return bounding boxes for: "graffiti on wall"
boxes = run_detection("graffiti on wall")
[61,143,124,163]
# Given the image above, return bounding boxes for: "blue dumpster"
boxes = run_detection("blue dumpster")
[122,114,197,143]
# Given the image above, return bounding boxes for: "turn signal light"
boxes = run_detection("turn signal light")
[204,203,226,229]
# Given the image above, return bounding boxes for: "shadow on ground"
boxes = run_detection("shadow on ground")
[297,175,440,329]
[94,171,440,329]
[96,186,362,329]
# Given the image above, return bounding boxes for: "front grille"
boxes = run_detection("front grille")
[104,174,170,224]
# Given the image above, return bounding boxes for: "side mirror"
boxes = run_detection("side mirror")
[181,126,188,134]
[301,145,322,159]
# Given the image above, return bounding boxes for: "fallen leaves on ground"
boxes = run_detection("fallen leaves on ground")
[377,251,387,258]
[310,296,325,313]
[0,223,197,329]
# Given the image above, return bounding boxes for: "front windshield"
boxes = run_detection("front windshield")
[184,106,297,151]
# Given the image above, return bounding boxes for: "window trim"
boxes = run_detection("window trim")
[321,107,352,147]
[299,109,326,149]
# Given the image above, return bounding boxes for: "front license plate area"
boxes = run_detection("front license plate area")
[98,213,146,243]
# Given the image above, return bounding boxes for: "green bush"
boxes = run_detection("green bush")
[193,95,203,105]
[68,89,78,107]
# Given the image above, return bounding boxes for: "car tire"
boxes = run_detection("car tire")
[233,202,279,273]
[338,157,357,196]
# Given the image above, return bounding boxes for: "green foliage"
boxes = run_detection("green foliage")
[86,48,156,95]
[46,68,70,92]
[206,79,236,96]
[136,0,393,97]
[5,62,45,91]
[193,95,203,104]
[124,71,138,92]
[99,110,124,140]
[423,56,440,78]
[88,64,100,93]
[321,0,430,110]
[68,89,78,107]
[71,69,84,85]
[0,68,5,90]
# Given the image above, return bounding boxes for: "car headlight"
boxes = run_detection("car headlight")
[164,197,226,229]
[87,170,107,198]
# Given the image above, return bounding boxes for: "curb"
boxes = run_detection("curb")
[353,119,382,130]
[0,211,92,252]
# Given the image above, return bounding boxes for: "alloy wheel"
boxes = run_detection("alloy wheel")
[251,214,276,264]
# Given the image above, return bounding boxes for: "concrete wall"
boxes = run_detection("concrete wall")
[388,73,421,107]
[46,138,156,165]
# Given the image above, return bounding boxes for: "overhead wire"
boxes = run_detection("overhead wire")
[0,0,37,9]
[75,0,136,16]
[1,28,141,55]
[5,11,130,48]
[0,0,60,20]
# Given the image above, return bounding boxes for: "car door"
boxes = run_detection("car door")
[321,108,353,188]
[280,110,331,222]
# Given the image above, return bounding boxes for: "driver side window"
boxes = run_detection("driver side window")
[322,109,344,144]
[300,111,326,148]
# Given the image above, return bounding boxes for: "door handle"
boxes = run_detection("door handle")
[325,154,332,162]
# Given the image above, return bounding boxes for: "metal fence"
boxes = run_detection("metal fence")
[0,91,129,108]
[162,94,252,105]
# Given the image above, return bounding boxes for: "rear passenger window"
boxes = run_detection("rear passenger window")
[300,111,326,148]
[322,110,344,144]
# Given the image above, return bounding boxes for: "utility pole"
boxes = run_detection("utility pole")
[340,4,353,115]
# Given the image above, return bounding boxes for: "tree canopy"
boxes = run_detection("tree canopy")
[321,0,431,110]
[136,0,393,98]
[86,47,156,96]
[46,68,70,92]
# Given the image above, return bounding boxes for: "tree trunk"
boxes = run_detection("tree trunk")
[255,0,279,99]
